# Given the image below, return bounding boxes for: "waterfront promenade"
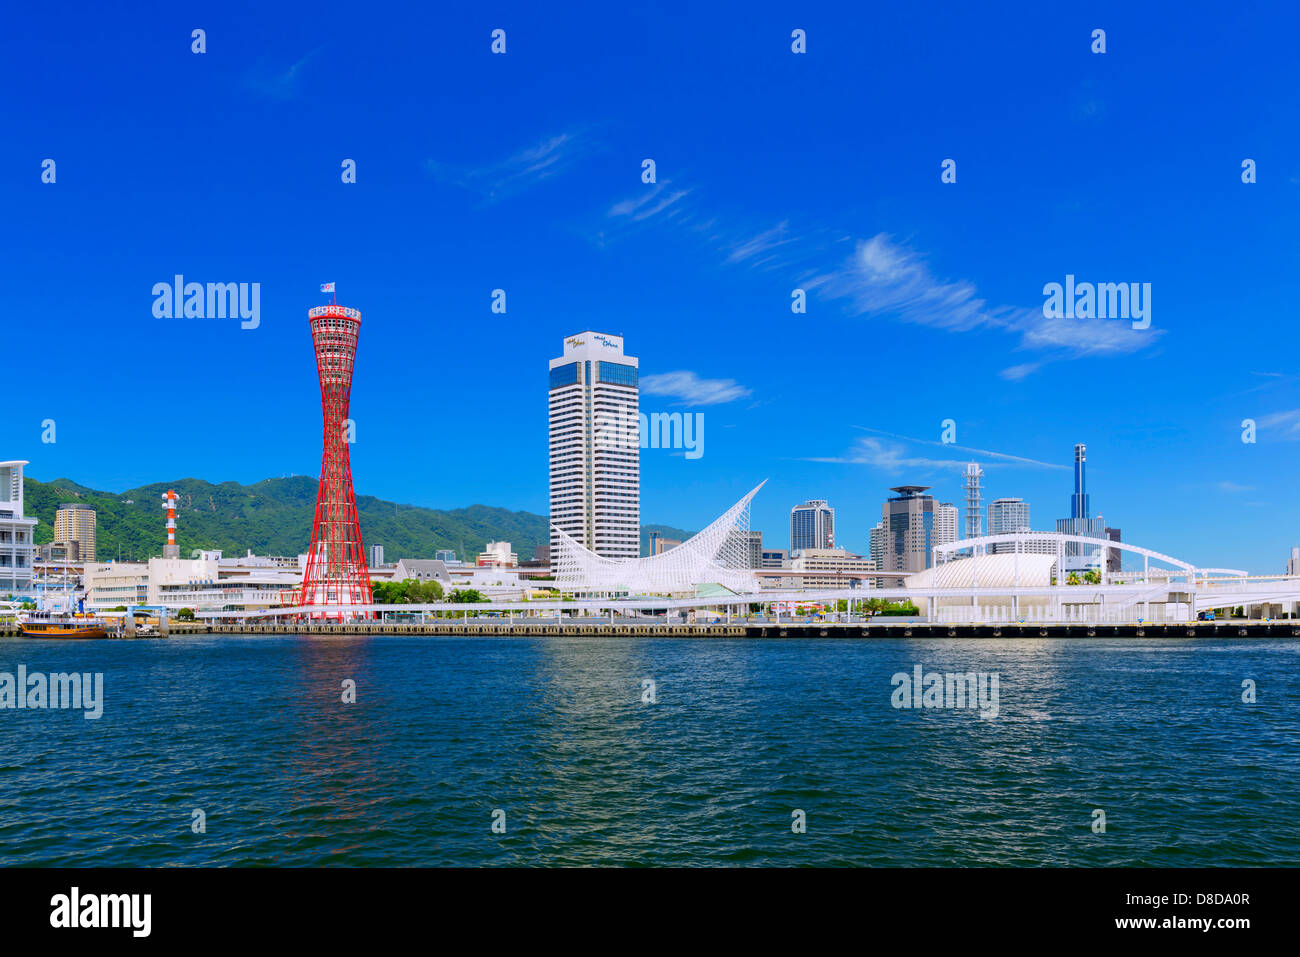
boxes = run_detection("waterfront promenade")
[4,620,1298,638]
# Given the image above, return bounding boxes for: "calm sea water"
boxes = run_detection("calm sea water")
[1,634,1297,867]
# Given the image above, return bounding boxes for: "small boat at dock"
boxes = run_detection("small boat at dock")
[19,612,111,639]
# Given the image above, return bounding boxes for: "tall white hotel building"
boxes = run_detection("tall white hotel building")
[548,332,640,561]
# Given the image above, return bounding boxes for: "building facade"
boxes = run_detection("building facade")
[790,499,834,555]
[933,503,959,549]
[548,332,640,561]
[0,461,38,597]
[1106,527,1123,573]
[783,548,876,589]
[869,521,886,576]
[981,497,1058,556]
[54,503,96,563]
[82,552,303,613]
[648,532,681,555]
[476,541,518,567]
[882,486,935,573]
[988,497,1029,536]
[389,559,452,584]
[986,497,1022,555]
[82,562,150,609]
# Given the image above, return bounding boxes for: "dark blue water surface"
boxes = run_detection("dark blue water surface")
[0,635,1296,866]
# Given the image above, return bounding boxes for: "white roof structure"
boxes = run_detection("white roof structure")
[552,481,765,595]
[907,553,1058,590]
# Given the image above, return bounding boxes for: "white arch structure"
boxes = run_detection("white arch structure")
[933,532,1248,586]
[913,531,1274,623]
[551,480,766,596]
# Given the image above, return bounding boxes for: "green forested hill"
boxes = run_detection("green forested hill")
[24,475,552,563]
[23,475,692,563]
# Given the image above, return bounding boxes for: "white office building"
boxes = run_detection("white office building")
[548,332,640,561]
[790,499,835,554]
[476,541,518,567]
[763,547,877,590]
[82,551,304,612]
[0,461,38,598]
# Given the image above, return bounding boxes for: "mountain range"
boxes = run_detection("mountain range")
[23,476,691,563]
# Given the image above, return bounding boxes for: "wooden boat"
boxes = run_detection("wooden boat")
[19,614,110,639]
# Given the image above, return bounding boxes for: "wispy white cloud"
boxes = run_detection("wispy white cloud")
[245,46,324,100]
[1257,408,1300,439]
[1000,362,1042,382]
[803,234,1160,376]
[1217,480,1254,492]
[802,436,970,471]
[597,186,1160,378]
[607,181,691,222]
[800,426,1070,476]
[724,221,801,266]
[850,427,1067,470]
[641,370,750,406]
[426,131,588,201]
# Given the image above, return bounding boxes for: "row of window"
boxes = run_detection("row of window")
[548,360,640,390]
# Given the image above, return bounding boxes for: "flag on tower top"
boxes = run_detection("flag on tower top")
[320,282,335,293]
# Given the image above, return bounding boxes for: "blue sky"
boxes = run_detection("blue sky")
[4,1,1300,572]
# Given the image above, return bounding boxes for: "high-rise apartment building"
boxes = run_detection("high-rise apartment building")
[790,499,834,555]
[54,503,96,563]
[548,332,640,560]
[988,497,1048,555]
[933,502,959,548]
[987,497,1030,536]
[0,461,38,596]
[881,486,936,573]
[869,521,886,574]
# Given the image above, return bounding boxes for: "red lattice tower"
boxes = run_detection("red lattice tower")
[300,301,373,617]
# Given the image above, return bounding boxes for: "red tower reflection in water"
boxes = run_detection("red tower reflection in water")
[301,301,373,617]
